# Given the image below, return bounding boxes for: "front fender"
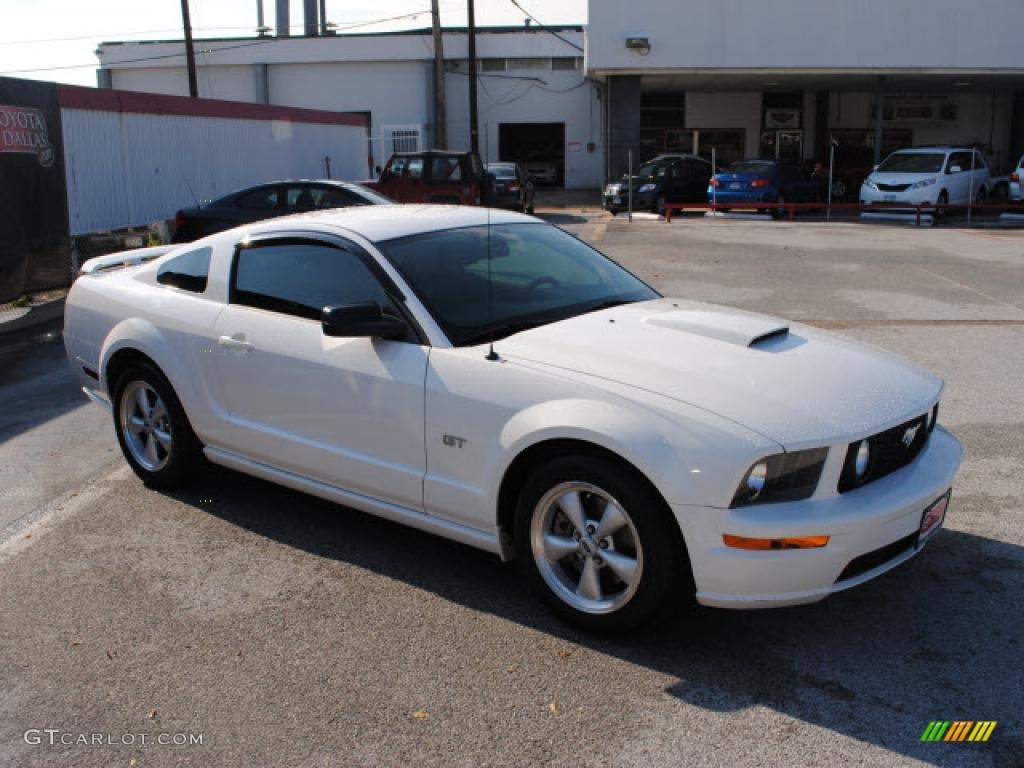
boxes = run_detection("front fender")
[490,393,778,516]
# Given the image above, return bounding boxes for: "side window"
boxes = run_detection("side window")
[312,186,362,208]
[232,241,390,322]
[407,157,424,179]
[429,156,462,183]
[236,188,280,210]
[286,186,316,211]
[157,247,212,293]
[972,151,986,170]
[947,152,970,172]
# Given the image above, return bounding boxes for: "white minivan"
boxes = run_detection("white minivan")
[860,147,991,213]
[1010,154,1024,202]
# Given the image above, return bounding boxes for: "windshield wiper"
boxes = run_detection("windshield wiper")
[457,318,552,347]
[577,297,638,316]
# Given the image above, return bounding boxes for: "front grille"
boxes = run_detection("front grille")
[877,183,911,192]
[835,532,917,583]
[838,414,930,493]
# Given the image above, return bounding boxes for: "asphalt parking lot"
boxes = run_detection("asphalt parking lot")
[1,215,1022,767]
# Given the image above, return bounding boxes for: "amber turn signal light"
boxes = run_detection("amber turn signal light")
[723,534,830,550]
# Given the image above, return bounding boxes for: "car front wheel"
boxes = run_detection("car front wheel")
[113,362,201,489]
[515,455,691,631]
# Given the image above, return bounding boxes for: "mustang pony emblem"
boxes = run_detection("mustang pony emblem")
[903,423,921,447]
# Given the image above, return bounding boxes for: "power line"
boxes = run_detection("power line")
[0,9,436,76]
[507,0,583,52]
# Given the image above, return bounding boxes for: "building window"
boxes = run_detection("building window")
[507,57,550,70]
[551,57,581,71]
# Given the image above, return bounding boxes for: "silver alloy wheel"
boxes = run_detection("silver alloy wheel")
[119,380,172,472]
[530,482,644,615]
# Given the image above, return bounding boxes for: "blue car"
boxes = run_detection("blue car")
[708,159,825,216]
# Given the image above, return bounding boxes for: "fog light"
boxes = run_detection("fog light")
[723,534,830,550]
[854,440,871,479]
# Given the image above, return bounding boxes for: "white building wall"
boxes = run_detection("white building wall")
[61,108,366,234]
[100,29,599,187]
[588,0,1024,72]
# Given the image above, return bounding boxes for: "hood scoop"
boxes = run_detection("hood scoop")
[645,310,790,348]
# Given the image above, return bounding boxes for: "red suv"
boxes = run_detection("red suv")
[364,150,490,205]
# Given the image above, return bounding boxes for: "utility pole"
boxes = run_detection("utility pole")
[431,0,448,149]
[467,0,479,155]
[180,0,198,97]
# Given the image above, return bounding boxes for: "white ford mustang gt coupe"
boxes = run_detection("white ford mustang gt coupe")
[64,206,962,630]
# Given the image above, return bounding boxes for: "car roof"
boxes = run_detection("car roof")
[649,153,710,163]
[247,204,536,244]
[393,150,473,158]
[890,147,971,154]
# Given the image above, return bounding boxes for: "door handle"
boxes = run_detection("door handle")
[218,335,254,352]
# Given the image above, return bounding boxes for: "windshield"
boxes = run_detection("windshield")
[347,184,394,204]
[379,223,658,346]
[877,152,946,174]
[637,163,668,180]
[726,161,775,175]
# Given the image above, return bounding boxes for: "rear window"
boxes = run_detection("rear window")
[727,161,776,174]
[488,165,518,179]
[236,188,280,210]
[157,247,212,293]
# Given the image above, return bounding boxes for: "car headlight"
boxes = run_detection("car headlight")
[910,178,937,190]
[730,448,829,507]
[862,178,878,191]
[605,184,622,195]
[637,184,657,193]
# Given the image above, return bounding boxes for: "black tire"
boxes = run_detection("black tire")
[654,196,667,216]
[514,454,693,632]
[935,190,949,220]
[112,361,201,490]
[770,194,788,219]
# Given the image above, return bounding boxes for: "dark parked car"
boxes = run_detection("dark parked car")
[486,162,535,213]
[603,154,713,215]
[708,159,825,216]
[363,150,491,206]
[172,180,392,242]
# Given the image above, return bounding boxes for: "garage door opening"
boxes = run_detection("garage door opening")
[499,123,565,186]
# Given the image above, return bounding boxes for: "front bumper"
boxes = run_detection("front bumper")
[673,426,962,609]
[860,185,938,208]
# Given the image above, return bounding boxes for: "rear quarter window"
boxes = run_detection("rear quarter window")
[157,247,212,293]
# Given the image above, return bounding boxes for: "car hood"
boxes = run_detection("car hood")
[498,298,942,448]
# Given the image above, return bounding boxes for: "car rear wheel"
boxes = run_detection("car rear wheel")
[515,455,691,631]
[113,362,201,489]
[771,194,788,219]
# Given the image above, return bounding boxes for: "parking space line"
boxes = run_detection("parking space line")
[916,266,1024,315]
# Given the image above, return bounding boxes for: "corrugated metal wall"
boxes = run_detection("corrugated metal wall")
[61,109,367,235]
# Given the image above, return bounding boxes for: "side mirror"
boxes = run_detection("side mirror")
[322,302,407,340]
[948,165,962,174]
[873,164,880,171]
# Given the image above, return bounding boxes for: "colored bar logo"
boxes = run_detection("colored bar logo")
[921,721,997,742]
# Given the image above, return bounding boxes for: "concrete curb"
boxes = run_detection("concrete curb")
[0,298,66,337]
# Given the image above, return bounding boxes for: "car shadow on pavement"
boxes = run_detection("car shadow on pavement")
[182,462,1022,767]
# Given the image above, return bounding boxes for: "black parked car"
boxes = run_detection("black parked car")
[172,180,393,243]
[603,154,713,215]
[486,162,536,213]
